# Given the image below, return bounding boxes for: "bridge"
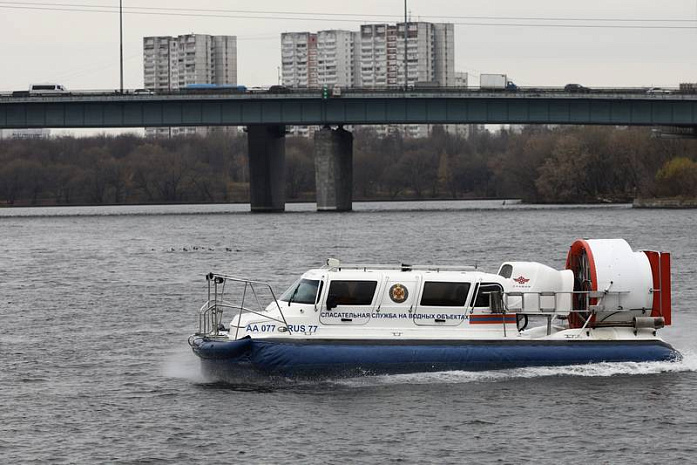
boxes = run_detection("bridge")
[2,89,696,212]
[3,89,697,128]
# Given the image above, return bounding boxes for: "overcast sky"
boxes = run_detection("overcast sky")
[1,0,696,91]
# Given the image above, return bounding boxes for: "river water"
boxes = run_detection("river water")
[1,201,696,464]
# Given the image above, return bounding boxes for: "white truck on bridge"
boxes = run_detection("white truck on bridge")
[480,74,518,91]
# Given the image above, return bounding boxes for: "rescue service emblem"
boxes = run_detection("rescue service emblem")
[389,284,409,303]
[513,276,530,284]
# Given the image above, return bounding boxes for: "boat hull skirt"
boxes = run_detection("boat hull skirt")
[190,337,681,379]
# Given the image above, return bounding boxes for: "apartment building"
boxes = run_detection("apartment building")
[281,22,455,138]
[433,23,456,88]
[317,30,357,87]
[143,34,237,137]
[358,22,454,89]
[281,32,318,88]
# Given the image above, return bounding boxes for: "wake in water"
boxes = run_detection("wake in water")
[334,350,697,388]
[162,349,696,391]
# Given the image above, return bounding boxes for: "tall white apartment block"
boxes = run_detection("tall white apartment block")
[143,34,237,137]
[433,23,455,87]
[212,36,237,86]
[356,24,391,88]
[358,22,454,89]
[143,36,175,91]
[144,34,237,90]
[281,32,318,88]
[398,22,434,87]
[317,30,356,87]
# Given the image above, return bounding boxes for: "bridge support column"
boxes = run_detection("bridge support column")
[314,126,353,212]
[247,125,286,213]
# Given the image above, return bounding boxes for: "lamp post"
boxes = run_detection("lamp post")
[403,0,408,91]
[119,0,124,93]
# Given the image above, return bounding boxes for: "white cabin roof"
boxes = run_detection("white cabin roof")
[301,265,508,286]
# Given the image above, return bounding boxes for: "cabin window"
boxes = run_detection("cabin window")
[471,283,504,308]
[420,282,471,307]
[327,280,377,306]
[279,279,321,305]
[499,264,513,279]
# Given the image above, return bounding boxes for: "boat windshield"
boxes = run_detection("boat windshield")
[279,278,321,305]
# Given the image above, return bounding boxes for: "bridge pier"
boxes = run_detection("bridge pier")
[314,126,353,212]
[247,124,286,213]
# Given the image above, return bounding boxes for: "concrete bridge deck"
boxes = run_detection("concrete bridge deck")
[2,89,696,128]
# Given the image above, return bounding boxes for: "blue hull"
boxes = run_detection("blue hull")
[190,337,681,379]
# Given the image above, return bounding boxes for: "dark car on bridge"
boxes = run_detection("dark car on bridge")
[564,83,591,93]
[267,85,292,94]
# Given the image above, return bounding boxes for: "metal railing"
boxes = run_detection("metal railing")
[196,273,289,339]
[323,258,478,272]
[495,288,637,336]
[500,289,631,315]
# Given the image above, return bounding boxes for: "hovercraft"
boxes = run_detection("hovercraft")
[189,239,680,379]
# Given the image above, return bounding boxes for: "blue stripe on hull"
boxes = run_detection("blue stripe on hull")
[191,338,681,379]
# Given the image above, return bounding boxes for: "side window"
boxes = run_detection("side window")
[471,283,504,308]
[499,264,513,279]
[420,282,471,307]
[328,280,377,306]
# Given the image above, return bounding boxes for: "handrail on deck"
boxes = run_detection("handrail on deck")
[196,273,288,338]
[501,288,632,316]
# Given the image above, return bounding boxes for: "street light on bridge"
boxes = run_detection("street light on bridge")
[404,0,408,91]
[119,0,123,93]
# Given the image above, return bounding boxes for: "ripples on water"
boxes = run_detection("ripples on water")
[1,201,696,464]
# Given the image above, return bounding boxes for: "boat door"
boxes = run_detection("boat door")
[319,278,379,325]
[375,275,420,321]
[413,280,472,326]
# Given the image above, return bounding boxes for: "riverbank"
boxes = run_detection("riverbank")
[633,197,697,209]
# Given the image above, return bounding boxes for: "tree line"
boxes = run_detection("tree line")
[0,125,695,206]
